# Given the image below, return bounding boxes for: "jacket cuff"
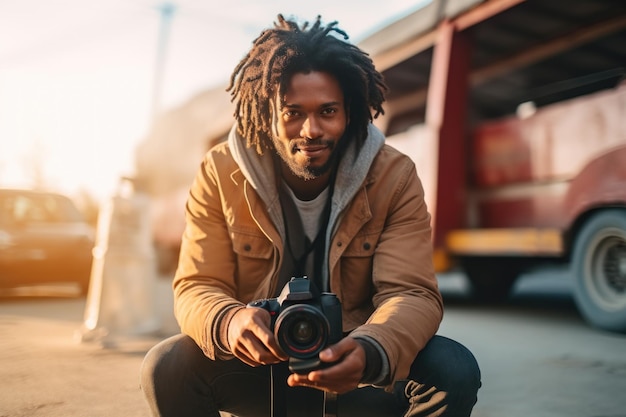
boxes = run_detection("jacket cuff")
[354,336,390,385]
[213,304,245,356]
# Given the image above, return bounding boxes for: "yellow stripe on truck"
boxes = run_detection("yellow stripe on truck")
[446,228,563,256]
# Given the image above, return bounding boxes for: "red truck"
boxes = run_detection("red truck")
[363,0,626,332]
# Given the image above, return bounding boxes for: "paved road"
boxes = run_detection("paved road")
[438,266,626,417]
[1,267,625,417]
[0,283,167,417]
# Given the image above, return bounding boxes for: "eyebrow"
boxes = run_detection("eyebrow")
[281,101,342,109]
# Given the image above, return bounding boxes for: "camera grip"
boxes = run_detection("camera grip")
[247,299,281,327]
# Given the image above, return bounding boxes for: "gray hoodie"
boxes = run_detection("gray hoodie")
[227,123,386,291]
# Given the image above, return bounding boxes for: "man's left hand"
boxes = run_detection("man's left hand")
[286,337,366,394]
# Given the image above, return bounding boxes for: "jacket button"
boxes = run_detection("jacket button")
[244,244,252,251]
[363,242,371,250]
[337,242,342,247]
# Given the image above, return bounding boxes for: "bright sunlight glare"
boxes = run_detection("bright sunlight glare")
[0,0,427,203]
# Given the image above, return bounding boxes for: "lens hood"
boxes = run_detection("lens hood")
[274,303,329,359]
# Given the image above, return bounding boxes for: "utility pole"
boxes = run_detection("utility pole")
[152,2,177,122]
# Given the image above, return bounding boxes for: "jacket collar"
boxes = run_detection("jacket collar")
[227,123,385,233]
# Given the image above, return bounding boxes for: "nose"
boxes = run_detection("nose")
[300,115,322,140]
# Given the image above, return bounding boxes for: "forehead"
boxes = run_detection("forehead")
[279,71,344,105]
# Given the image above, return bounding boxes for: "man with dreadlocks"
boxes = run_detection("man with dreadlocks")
[141,14,480,417]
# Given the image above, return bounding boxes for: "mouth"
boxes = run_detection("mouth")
[292,140,331,158]
[296,145,328,158]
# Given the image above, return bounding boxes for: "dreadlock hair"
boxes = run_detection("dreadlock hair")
[227,14,388,155]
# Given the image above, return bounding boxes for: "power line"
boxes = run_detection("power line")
[151,2,177,121]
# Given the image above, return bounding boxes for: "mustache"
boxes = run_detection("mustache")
[291,138,333,148]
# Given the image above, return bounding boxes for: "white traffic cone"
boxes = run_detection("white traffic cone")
[78,177,160,345]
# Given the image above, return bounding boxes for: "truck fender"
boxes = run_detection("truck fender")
[563,144,626,251]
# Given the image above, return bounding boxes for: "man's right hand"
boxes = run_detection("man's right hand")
[227,307,288,367]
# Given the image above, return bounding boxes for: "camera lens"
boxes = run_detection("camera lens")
[290,318,316,345]
[275,304,329,359]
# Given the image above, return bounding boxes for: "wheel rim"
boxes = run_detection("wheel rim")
[585,227,626,311]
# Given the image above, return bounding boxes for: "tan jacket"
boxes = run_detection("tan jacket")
[173,125,443,388]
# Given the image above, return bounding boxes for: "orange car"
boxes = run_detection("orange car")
[0,189,95,294]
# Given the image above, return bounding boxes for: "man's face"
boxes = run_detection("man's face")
[270,71,348,181]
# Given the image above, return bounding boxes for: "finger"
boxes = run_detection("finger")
[250,325,285,360]
[306,351,364,392]
[247,311,288,360]
[230,309,284,364]
[231,342,260,367]
[239,332,281,365]
[287,373,322,389]
[287,373,345,394]
[319,337,359,362]
[230,324,278,366]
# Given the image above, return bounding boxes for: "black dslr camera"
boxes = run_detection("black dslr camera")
[247,276,343,374]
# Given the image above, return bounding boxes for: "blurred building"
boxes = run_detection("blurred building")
[134,85,234,272]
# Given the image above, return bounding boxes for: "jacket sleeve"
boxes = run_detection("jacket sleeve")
[172,150,244,360]
[349,150,444,388]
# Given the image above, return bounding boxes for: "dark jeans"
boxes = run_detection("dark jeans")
[140,334,481,417]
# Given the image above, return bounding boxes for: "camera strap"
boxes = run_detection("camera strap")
[324,392,338,417]
[278,176,334,291]
[270,365,288,417]
[270,364,338,417]
[279,189,328,286]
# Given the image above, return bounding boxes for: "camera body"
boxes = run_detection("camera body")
[247,276,343,374]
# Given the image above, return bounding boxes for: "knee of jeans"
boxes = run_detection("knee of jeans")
[410,336,481,393]
[140,334,192,390]
[140,342,164,390]
[449,340,481,392]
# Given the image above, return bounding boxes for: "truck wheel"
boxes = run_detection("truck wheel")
[572,209,626,333]
[462,258,519,302]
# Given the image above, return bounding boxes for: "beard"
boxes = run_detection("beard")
[271,137,343,181]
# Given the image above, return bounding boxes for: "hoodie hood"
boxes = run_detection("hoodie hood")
[227,124,285,239]
[228,123,386,286]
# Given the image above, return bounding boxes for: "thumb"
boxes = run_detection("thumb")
[320,337,354,361]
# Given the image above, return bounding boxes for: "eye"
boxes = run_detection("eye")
[282,109,301,120]
[321,107,337,116]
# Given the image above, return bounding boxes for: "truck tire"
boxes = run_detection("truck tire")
[462,257,520,302]
[572,209,626,333]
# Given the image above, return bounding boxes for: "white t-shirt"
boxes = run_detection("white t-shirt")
[282,183,329,242]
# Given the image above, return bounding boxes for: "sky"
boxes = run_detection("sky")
[0,0,427,202]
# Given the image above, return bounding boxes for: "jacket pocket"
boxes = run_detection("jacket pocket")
[336,231,379,311]
[342,231,378,258]
[232,232,273,259]
[231,230,274,301]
